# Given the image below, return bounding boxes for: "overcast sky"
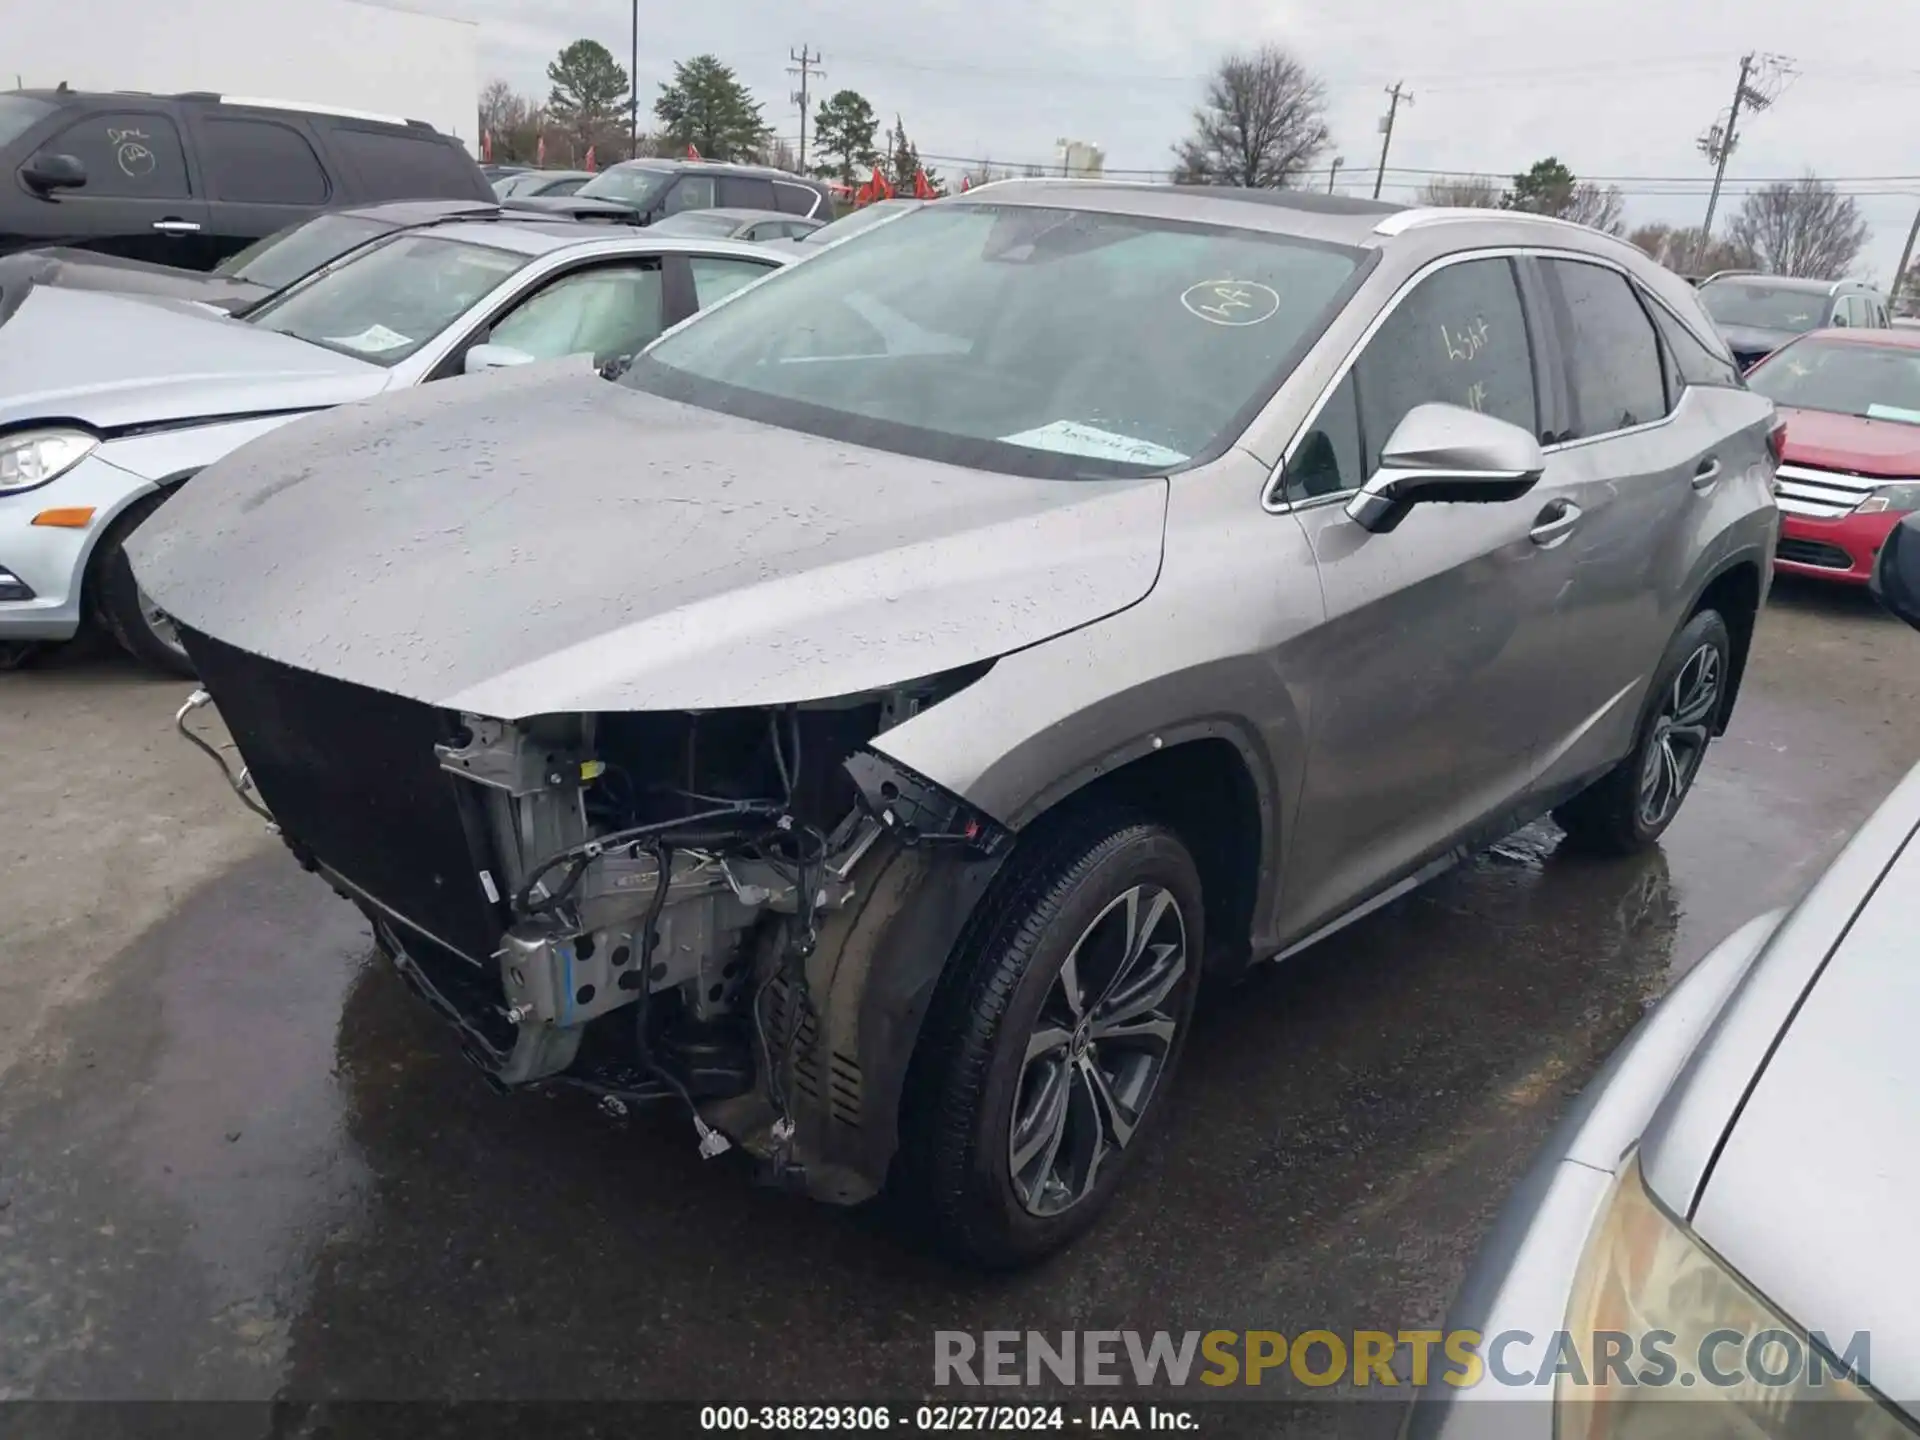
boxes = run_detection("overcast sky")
[402,0,1920,278]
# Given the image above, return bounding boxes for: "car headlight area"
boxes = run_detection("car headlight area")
[0,432,152,640]
[1556,1155,1906,1439]
[0,427,100,494]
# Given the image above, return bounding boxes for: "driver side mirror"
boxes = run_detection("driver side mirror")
[1345,403,1546,535]
[22,153,86,194]
[1870,511,1920,632]
[463,342,535,375]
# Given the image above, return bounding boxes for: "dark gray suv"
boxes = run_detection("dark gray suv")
[1698,272,1891,368]
[137,183,1781,1267]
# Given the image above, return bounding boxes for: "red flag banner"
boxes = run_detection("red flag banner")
[481,129,493,163]
[913,169,934,200]
[536,133,546,167]
[960,174,972,192]
[584,145,597,172]
[871,165,894,201]
[687,143,700,160]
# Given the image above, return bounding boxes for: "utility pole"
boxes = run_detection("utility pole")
[1693,52,1792,271]
[1893,202,1920,317]
[788,46,822,171]
[629,0,639,152]
[1372,83,1411,200]
[1327,155,1344,193]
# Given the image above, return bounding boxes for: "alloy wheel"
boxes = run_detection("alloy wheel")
[1008,883,1188,1218]
[1638,642,1720,829]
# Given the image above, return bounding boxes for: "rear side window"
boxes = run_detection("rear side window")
[1544,259,1668,437]
[665,175,717,214]
[1353,256,1538,473]
[1646,299,1740,389]
[328,126,482,201]
[773,181,820,216]
[42,111,190,198]
[718,175,775,209]
[689,255,777,307]
[200,118,329,204]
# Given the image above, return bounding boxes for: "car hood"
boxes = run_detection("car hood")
[1715,322,1800,359]
[0,284,389,431]
[1776,405,1920,479]
[0,246,266,315]
[1689,814,1920,1414]
[501,195,640,223]
[130,367,1169,717]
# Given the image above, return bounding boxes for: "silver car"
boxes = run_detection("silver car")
[0,220,790,672]
[134,183,1780,1267]
[1408,515,1920,1438]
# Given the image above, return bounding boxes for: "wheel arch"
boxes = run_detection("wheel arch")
[1005,725,1274,976]
[1684,553,1764,735]
[79,467,195,625]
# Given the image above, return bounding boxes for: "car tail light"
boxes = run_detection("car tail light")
[1766,416,1788,465]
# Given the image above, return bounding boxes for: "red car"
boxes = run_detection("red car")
[1745,327,1920,583]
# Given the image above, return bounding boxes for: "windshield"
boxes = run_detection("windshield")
[1746,338,1920,425]
[0,94,52,151]
[575,166,673,209]
[213,213,394,291]
[624,202,1361,477]
[1699,280,1829,334]
[245,233,527,365]
[648,210,743,237]
[801,200,919,245]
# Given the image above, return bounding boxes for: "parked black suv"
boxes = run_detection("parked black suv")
[0,88,492,269]
[504,159,832,227]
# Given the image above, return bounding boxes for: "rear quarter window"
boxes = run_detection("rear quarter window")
[325,125,487,201]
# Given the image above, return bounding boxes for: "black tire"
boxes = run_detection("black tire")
[896,811,1205,1269]
[1555,608,1733,855]
[93,492,195,678]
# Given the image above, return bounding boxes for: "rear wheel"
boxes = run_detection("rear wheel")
[93,493,194,678]
[1555,609,1731,854]
[897,813,1204,1268]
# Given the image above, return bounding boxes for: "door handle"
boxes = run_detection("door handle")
[1529,500,1582,548]
[151,219,201,234]
[1691,456,1723,491]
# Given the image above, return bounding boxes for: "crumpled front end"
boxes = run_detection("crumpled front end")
[177,622,1009,1203]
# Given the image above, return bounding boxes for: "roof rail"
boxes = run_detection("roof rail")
[211,94,419,128]
[1372,205,1603,238]
[1698,268,1759,286]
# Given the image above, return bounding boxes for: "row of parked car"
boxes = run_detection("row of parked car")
[1686,271,1920,587]
[0,87,921,672]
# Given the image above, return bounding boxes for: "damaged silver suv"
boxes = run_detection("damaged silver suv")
[133,183,1780,1267]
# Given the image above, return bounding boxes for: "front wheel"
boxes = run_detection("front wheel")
[93,492,195,678]
[1555,608,1732,854]
[897,813,1204,1268]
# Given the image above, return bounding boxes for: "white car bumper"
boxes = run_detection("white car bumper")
[0,452,156,641]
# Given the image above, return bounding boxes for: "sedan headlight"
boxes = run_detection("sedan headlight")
[1557,1156,1906,1439]
[0,428,99,494]
[1856,483,1920,515]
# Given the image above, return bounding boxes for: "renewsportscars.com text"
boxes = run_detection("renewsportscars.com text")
[933,1329,1871,1391]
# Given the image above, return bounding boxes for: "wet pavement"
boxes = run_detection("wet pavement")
[2,577,1917,1429]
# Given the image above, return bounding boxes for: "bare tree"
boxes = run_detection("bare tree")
[1560,182,1626,236]
[1417,174,1501,208]
[1172,45,1330,188]
[1727,175,1869,278]
[477,78,540,163]
[1628,222,1757,276]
